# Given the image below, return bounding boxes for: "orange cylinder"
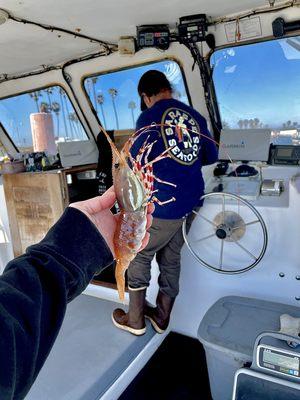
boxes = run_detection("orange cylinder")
[30,113,56,154]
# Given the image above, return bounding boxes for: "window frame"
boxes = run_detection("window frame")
[81,57,193,130]
[0,120,18,153]
[0,83,89,151]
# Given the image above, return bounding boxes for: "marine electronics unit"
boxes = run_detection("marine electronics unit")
[177,14,207,43]
[206,129,272,201]
[269,145,300,166]
[233,332,300,400]
[218,129,271,162]
[136,25,170,50]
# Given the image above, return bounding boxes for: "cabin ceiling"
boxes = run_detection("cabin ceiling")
[0,0,271,78]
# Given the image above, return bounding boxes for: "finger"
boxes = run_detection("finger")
[70,189,116,215]
[98,188,116,210]
[85,190,116,213]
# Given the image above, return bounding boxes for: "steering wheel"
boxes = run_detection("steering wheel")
[182,192,268,274]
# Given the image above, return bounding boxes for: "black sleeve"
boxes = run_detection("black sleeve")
[0,207,113,400]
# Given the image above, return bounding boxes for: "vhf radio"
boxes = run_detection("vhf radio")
[178,14,207,43]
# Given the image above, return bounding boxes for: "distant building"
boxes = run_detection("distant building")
[279,129,298,137]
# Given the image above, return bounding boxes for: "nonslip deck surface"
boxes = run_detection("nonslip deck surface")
[25,295,155,400]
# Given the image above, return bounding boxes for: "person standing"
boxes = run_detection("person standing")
[112,70,218,335]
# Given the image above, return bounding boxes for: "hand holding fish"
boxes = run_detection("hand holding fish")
[69,188,154,257]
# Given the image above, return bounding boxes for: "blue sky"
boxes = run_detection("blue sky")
[211,36,300,129]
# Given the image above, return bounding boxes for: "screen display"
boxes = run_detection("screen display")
[263,349,299,372]
[277,148,293,158]
[187,26,198,32]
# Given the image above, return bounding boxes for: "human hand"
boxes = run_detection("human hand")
[69,187,154,257]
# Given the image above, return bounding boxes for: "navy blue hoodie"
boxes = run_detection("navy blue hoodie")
[132,98,218,219]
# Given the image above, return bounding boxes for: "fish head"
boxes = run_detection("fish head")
[112,150,146,212]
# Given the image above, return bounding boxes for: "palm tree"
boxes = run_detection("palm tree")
[128,101,136,127]
[69,112,81,138]
[68,113,76,139]
[237,119,244,129]
[97,94,107,129]
[58,88,69,138]
[40,102,50,113]
[61,92,74,139]
[85,79,92,98]
[73,113,81,138]
[253,118,260,128]
[109,88,119,129]
[222,120,230,129]
[29,91,42,112]
[45,87,53,110]
[51,102,60,138]
[91,77,98,113]
[282,120,293,130]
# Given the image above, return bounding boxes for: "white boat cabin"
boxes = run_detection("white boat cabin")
[0,1,300,399]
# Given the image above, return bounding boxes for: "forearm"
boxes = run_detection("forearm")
[0,207,113,400]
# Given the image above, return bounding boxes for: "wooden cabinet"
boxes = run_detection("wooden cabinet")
[3,164,97,257]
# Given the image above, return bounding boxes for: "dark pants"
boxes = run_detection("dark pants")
[127,213,194,298]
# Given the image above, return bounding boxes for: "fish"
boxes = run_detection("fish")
[99,127,176,301]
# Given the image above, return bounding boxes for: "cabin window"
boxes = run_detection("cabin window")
[211,36,300,146]
[83,59,190,130]
[0,86,88,152]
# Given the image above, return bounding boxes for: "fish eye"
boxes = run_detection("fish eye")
[114,163,120,169]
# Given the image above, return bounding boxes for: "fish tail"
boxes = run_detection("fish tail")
[115,259,128,302]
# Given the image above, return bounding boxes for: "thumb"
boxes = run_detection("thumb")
[98,189,117,211]
[69,188,116,215]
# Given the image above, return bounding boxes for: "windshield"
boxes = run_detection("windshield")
[211,36,300,146]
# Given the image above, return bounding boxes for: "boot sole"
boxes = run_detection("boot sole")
[111,314,146,336]
[145,315,166,334]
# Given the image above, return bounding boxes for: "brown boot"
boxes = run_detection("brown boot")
[145,291,175,334]
[112,289,146,336]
